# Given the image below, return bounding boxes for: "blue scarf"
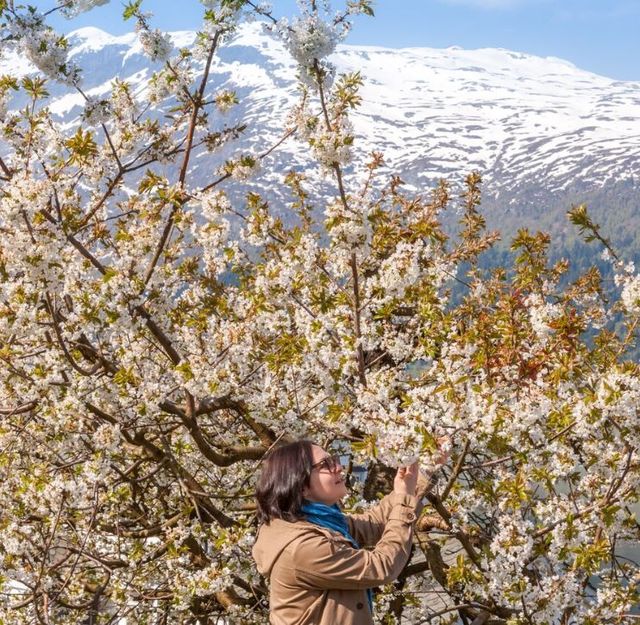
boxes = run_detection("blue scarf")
[301,500,374,613]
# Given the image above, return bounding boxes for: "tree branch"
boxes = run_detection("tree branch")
[0,400,37,416]
[159,399,267,466]
[85,402,235,527]
[441,439,470,501]
[144,31,221,286]
[44,292,102,377]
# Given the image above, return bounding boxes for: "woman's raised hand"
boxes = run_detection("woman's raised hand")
[393,460,419,496]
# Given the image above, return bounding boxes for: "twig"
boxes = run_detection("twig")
[144,31,221,286]
[441,439,470,501]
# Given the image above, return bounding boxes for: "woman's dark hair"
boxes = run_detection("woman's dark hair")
[255,440,314,525]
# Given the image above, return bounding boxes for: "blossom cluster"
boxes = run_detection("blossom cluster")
[288,93,355,174]
[82,95,112,125]
[137,24,173,62]
[8,12,80,84]
[221,154,261,181]
[58,0,110,18]
[147,61,192,103]
[614,259,640,315]
[276,14,344,68]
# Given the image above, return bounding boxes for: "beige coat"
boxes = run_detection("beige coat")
[252,485,427,625]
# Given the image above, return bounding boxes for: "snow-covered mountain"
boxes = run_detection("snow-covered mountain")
[3,22,640,250]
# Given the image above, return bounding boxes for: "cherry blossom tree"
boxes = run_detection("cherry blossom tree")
[0,0,639,624]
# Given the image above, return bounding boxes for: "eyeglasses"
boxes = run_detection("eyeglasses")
[311,454,342,473]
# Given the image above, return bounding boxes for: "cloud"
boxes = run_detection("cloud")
[437,0,541,9]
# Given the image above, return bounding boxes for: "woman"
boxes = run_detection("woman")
[252,440,433,625]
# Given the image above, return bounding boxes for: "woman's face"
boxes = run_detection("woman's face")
[303,444,348,505]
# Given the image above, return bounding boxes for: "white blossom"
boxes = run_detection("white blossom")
[59,0,110,18]
[137,26,173,62]
[9,14,80,84]
[82,96,112,125]
[276,14,343,68]
[524,292,561,343]
[620,273,640,314]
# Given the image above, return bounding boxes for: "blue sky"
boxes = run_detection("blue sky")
[34,0,640,80]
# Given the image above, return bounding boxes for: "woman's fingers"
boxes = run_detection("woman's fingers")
[397,462,418,476]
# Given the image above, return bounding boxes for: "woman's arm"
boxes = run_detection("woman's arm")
[346,471,433,547]
[292,494,419,590]
[347,442,451,547]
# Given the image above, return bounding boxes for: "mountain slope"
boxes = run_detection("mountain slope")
[2,22,639,251]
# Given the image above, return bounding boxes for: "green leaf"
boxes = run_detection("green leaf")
[0,75,19,91]
[138,169,167,193]
[351,435,378,459]
[102,267,117,282]
[361,0,375,16]
[601,504,621,528]
[175,361,194,381]
[65,128,98,165]
[122,0,143,21]
[114,367,139,388]
[21,76,49,100]
[326,400,351,423]
[572,538,609,574]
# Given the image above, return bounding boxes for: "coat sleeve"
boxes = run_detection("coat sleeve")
[292,495,418,590]
[346,472,432,547]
